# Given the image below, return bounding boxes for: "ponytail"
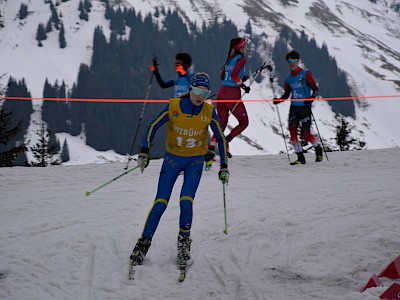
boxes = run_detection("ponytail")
[223,38,245,67]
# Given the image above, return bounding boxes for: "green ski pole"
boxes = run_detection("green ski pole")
[222,182,228,235]
[86,165,140,196]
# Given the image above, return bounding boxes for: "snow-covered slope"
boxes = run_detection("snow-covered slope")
[1,0,400,163]
[1,148,400,299]
[0,0,111,97]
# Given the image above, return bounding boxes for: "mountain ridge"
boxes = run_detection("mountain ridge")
[0,0,399,164]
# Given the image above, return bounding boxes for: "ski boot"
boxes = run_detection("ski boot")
[177,234,192,263]
[130,237,151,265]
[177,234,192,282]
[205,160,213,171]
[315,145,323,162]
[290,152,306,165]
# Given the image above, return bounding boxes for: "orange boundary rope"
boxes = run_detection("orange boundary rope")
[1,95,400,103]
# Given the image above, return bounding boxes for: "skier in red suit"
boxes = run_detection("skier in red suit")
[207,37,250,167]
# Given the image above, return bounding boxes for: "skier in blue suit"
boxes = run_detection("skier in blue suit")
[151,53,193,97]
[129,72,229,268]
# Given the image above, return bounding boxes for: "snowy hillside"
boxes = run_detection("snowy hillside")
[1,148,400,299]
[0,0,400,163]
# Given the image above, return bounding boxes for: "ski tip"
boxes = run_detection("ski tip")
[85,191,91,196]
[223,229,228,235]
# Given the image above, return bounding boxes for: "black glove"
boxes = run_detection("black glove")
[218,164,230,184]
[137,147,150,173]
[304,98,314,105]
[242,75,249,82]
[225,135,232,144]
[204,149,216,162]
[273,97,283,105]
[138,153,149,173]
[240,83,250,93]
[151,57,159,74]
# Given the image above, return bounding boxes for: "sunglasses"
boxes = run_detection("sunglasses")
[191,86,211,98]
[287,59,299,64]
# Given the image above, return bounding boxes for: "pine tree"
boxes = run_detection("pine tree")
[36,23,47,47]
[42,79,70,133]
[104,0,112,20]
[245,19,252,36]
[334,116,357,151]
[0,108,27,167]
[50,2,60,29]
[0,9,3,28]
[84,0,92,12]
[60,139,70,162]
[78,1,89,21]
[30,121,59,166]
[154,7,160,18]
[2,77,33,166]
[59,23,67,48]
[48,131,60,154]
[19,3,29,20]
[46,18,53,32]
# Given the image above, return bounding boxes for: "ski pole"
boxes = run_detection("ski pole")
[125,56,157,170]
[269,68,290,161]
[311,111,329,161]
[231,61,271,115]
[222,182,228,235]
[86,165,140,196]
[275,105,290,162]
[238,61,271,101]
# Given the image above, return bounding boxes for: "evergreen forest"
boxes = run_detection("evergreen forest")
[2,0,356,165]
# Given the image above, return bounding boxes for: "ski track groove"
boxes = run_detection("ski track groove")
[109,237,123,290]
[88,244,96,300]
[206,256,227,291]
[229,244,264,300]
[274,225,296,300]
[4,220,86,241]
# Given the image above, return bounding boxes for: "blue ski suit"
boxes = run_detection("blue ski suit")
[154,72,193,97]
[140,97,227,240]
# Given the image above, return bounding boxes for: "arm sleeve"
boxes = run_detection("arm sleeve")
[220,66,226,81]
[231,57,247,85]
[142,104,170,149]
[279,82,291,99]
[306,72,318,97]
[154,71,175,89]
[209,110,228,166]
